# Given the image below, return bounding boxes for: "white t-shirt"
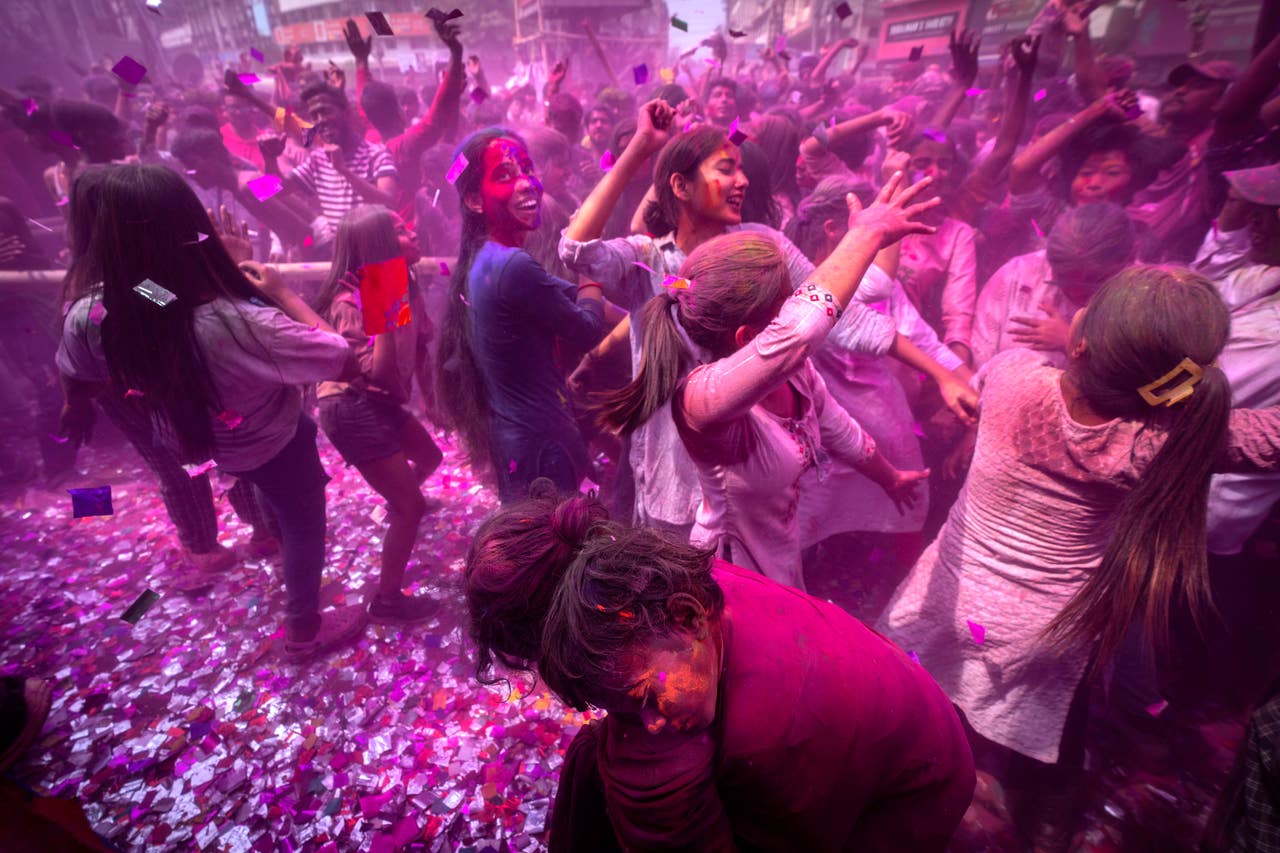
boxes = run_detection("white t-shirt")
[57,292,350,471]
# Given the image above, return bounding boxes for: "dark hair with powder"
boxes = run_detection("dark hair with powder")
[642,125,731,236]
[464,479,612,682]
[1044,266,1232,669]
[540,525,723,711]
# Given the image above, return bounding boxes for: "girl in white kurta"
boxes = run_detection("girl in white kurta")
[878,266,1280,847]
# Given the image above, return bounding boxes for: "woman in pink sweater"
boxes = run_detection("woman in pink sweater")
[879,266,1280,849]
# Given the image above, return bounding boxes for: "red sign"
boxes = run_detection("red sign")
[273,13,436,46]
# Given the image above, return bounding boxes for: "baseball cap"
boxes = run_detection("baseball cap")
[1167,59,1239,87]
[1224,163,1280,207]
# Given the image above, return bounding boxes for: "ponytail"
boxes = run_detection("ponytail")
[1042,266,1232,671]
[596,294,692,435]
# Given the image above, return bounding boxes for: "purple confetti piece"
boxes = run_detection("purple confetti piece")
[600,149,615,171]
[967,620,986,645]
[365,11,394,36]
[68,485,113,518]
[1034,88,1047,102]
[834,1,853,19]
[965,87,985,98]
[216,410,244,430]
[238,73,260,85]
[908,45,924,62]
[246,174,283,202]
[632,64,648,85]
[908,650,920,664]
[670,14,688,31]
[189,232,209,244]
[728,117,748,146]
[470,88,488,105]
[438,262,450,276]
[508,459,517,473]
[250,47,264,63]
[22,98,37,116]
[48,432,69,445]
[662,274,691,290]
[446,152,468,185]
[111,55,148,86]
[910,421,925,438]
[88,301,107,325]
[1146,699,1169,717]
[578,476,599,494]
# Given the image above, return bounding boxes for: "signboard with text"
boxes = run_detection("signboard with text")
[885,11,960,42]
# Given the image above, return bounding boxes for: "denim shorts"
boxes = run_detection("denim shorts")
[318,391,411,466]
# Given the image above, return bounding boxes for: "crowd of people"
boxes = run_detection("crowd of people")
[2,1,1280,849]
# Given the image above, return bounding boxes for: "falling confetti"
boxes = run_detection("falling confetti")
[365,11,394,36]
[446,153,469,185]
[246,174,284,202]
[632,64,648,85]
[250,46,264,62]
[238,73,260,85]
[670,14,688,31]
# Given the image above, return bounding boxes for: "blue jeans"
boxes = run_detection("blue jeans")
[227,416,329,635]
[490,417,586,505]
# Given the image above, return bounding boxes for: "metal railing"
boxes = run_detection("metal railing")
[0,258,460,287]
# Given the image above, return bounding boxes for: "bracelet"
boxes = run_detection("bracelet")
[577,281,603,294]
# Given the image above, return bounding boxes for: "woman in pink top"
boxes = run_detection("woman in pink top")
[595,175,940,589]
[879,266,1280,849]
[463,484,976,852]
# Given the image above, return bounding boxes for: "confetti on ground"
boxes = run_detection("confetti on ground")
[2,429,590,851]
[120,589,161,624]
[967,619,985,645]
[68,485,113,518]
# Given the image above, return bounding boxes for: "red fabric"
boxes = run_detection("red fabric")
[220,124,264,172]
[594,561,975,852]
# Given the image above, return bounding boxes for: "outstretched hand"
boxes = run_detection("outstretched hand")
[949,29,981,88]
[1010,34,1041,77]
[848,171,942,247]
[343,19,373,63]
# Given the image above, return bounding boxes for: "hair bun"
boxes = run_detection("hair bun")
[551,496,595,550]
[527,477,560,502]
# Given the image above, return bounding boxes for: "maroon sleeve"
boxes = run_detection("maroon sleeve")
[598,717,738,852]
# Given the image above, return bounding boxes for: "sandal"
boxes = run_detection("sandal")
[0,678,52,772]
[283,605,367,663]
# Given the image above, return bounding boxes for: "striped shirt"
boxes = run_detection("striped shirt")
[290,140,397,234]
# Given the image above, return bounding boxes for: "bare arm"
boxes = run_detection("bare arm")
[564,100,675,243]
[629,183,657,235]
[1064,4,1106,103]
[1008,94,1125,194]
[810,38,859,84]
[931,29,981,131]
[1215,29,1280,136]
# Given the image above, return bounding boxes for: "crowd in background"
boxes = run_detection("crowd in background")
[2,0,1280,849]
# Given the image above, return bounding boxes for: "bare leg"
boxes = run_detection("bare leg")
[354,451,426,597]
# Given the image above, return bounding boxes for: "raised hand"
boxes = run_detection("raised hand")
[949,29,981,88]
[548,58,569,87]
[635,99,677,155]
[144,102,171,129]
[1102,87,1140,120]
[208,205,253,263]
[432,16,462,53]
[239,260,287,300]
[257,134,286,161]
[1010,34,1041,77]
[343,19,372,63]
[849,171,942,246]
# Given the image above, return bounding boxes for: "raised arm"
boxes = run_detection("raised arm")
[810,38,860,84]
[1063,3,1106,103]
[342,18,374,97]
[1008,91,1130,194]
[800,107,907,159]
[564,100,675,243]
[1214,29,1280,138]
[931,29,981,131]
[397,15,466,159]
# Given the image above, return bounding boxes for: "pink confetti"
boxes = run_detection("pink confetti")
[967,620,986,644]
[908,650,920,665]
[48,433,69,445]
[246,174,283,202]
[965,88,985,97]
[124,388,145,399]
[508,459,517,474]
[1031,218,1045,238]
[1034,88,1047,102]
[303,234,314,247]
[1146,699,1169,717]
[184,460,217,478]
[111,55,148,86]
[216,410,244,430]
[88,301,107,325]
[910,421,925,438]
[578,476,599,494]
[238,73,261,85]
[446,153,469,185]
[921,128,948,143]
[22,98,37,116]
[250,47,264,62]
[190,232,209,244]
[600,150,615,171]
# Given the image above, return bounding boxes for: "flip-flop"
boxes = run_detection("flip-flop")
[283,605,368,663]
[0,678,52,772]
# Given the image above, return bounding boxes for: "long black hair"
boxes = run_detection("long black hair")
[89,164,272,461]
[434,128,526,473]
[312,204,404,318]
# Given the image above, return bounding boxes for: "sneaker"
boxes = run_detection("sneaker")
[368,591,440,625]
[185,544,238,572]
[283,605,368,663]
